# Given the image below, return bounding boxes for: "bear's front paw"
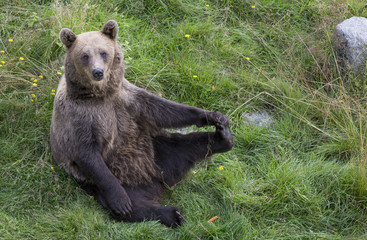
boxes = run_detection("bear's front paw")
[105,187,132,216]
[208,111,230,129]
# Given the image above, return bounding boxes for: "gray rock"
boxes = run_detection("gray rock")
[333,16,367,77]
[243,111,273,128]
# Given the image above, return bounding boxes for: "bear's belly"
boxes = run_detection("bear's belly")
[102,121,160,186]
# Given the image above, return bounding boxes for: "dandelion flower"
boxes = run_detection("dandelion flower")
[1,61,5,64]
[0,50,4,53]
[246,57,250,61]
[31,94,36,98]
[251,5,255,9]
[185,34,190,38]
[31,99,34,102]
[193,75,198,78]
[8,39,13,42]
[0,65,2,67]
[19,57,24,61]
[206,4,210,7]
[51,92,55,96]
[219,166,223,170]
[52,89,56,92]
[33,83,37,87]
[39,75,43,79]
[51,166,54,170]
[57,71,62,75]
[33,79,38,82]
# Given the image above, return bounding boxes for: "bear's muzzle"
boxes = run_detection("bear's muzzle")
[92,68,104,81]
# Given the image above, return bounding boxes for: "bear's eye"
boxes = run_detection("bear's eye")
[81,54,89,62]
[101,52,108,59]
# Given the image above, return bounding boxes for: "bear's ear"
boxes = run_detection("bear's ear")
[102,20,119,40]
[60,28,77,48]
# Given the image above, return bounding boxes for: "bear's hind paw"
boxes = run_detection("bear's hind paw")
[159,206,185,228]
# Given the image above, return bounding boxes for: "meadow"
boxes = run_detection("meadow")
[1,0,367,239]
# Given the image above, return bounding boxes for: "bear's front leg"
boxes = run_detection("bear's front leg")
[131,86,232,129]
[102,184,132,216]
[76,151,132,216]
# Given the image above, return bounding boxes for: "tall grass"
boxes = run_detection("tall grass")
[1,0,367,239]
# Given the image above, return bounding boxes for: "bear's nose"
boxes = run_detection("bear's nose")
[92,69,104,81]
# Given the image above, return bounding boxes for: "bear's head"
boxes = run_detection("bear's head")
[60,20,124,98]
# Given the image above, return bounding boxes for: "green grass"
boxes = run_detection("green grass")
[1,0,367,239]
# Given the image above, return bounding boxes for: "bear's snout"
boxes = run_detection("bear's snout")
[92,69,104,81]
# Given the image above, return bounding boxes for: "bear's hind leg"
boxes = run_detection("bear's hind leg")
[154,126,233,187]
[119,204,184,228]
[112,184,184,228]
[77,181,183,227]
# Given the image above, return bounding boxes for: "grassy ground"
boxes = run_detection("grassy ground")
[1,0,367,239]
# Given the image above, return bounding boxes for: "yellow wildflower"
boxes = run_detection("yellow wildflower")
[8,39,13,42]
[19,57,24,61]
[34,79,38,82]
[90,196,94,199]
[0,50,4,53]
[185,34,190,38]
[57,71,62,75]
[219,166,224,170]
[33,83,37,87]
[193,75,198,78]
[206,4,210,7]
[0,65,2,67]
[31,99,34,102]
[31,94,36,98]
[246,57,250,61]
[251,5,255,9]
[51,89,56,92]
[1,61,5,64]
[51,166,54,170]
[39,75,43,79]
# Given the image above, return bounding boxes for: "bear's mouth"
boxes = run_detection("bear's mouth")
[92,68,104,81]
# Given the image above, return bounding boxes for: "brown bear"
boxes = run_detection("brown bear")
[50,20,233,228]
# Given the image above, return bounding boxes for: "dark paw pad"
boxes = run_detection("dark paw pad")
[216,126,234,151]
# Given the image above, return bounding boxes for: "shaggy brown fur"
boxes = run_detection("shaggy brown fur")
[50,20,233,228]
